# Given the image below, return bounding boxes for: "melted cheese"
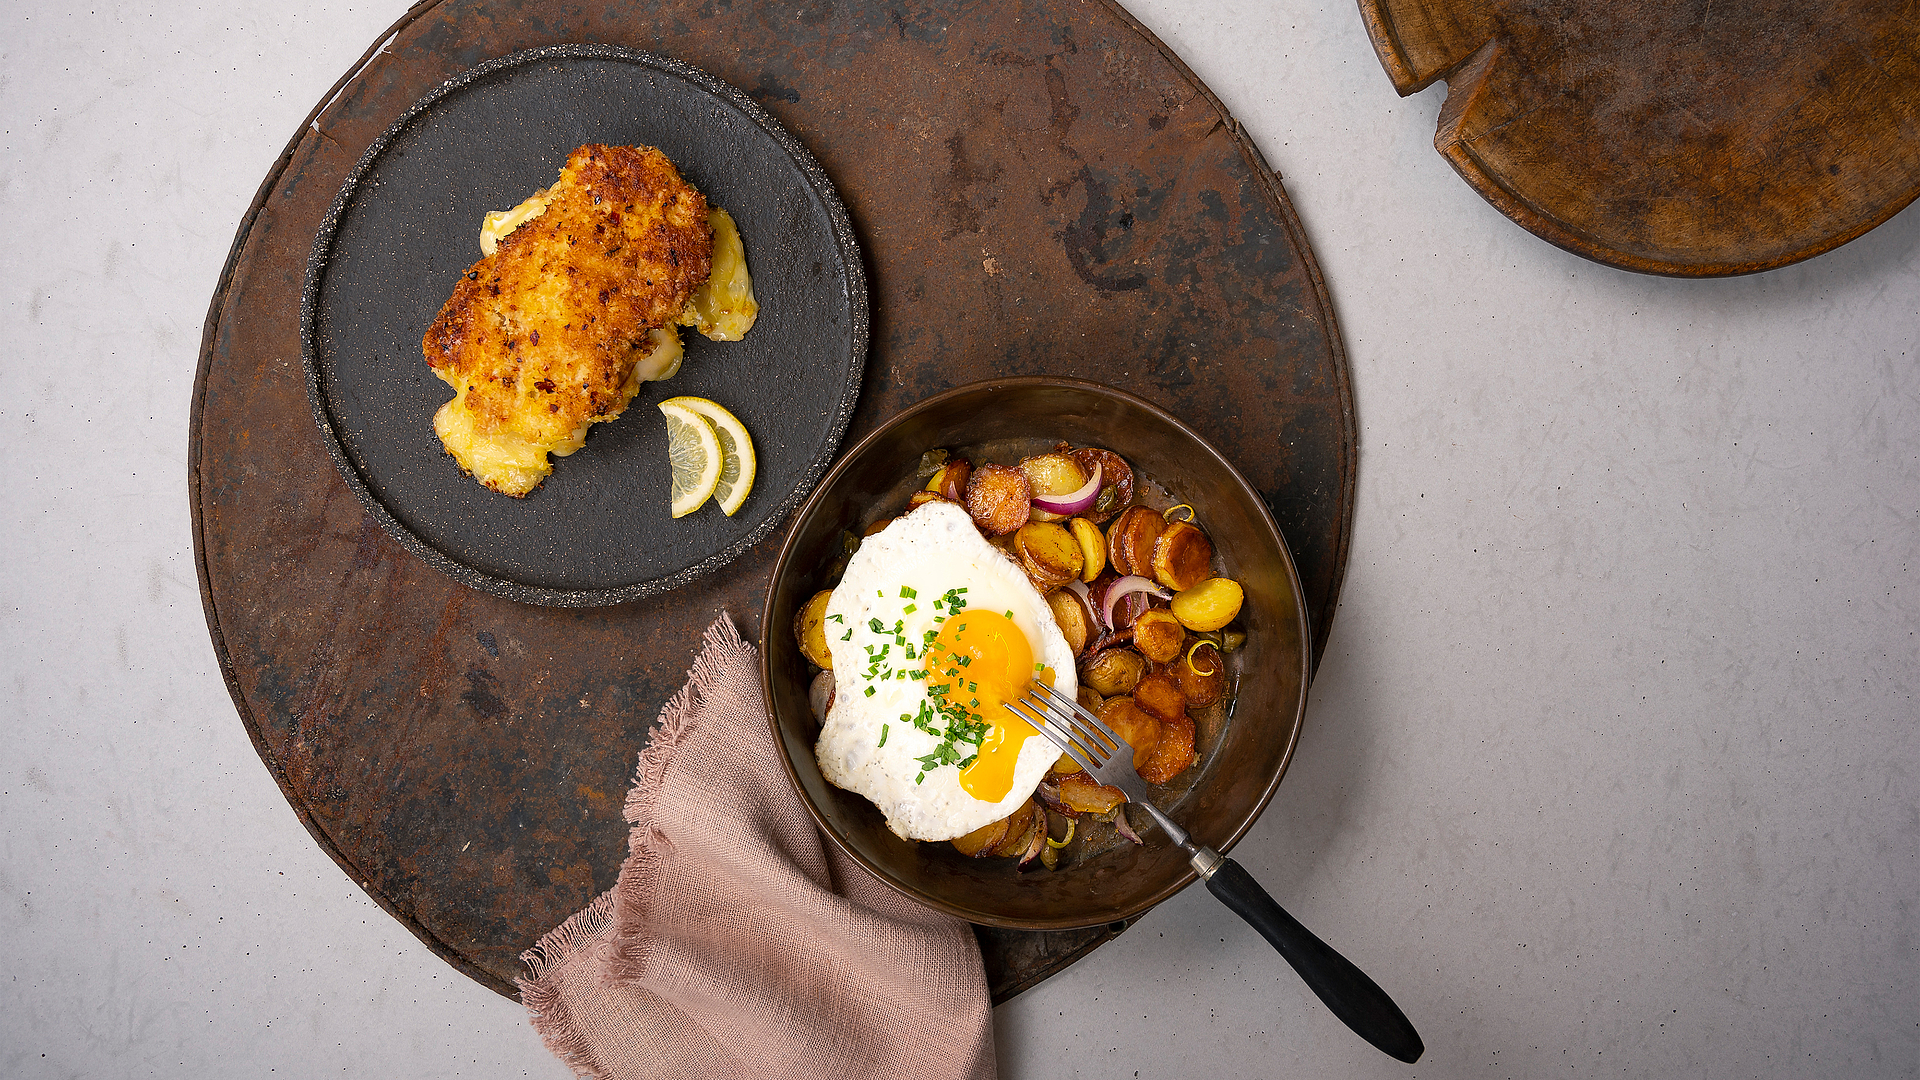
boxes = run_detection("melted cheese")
[478,187,553,256]
[677,208,758,341]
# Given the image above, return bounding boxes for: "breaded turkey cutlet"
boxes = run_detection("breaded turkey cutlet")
[423,144,714,497]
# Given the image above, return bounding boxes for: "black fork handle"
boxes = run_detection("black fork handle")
[1205,858,1424,1063]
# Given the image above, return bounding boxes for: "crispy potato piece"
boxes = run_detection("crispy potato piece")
[1171,577,1243,632]
[1132,608,1186,663]
[864,515,897,535]
[1076,685,1106,715]
[1151,519,1214,591]
[1168,642,1225,706]
[964,463,1033,535]
[1045,588,1092,656]
[1098,696,1163,773]
[1138,712,1196,785]
[951,814,1011,857]
[1049,752,1082,776]
[1068,517,1106,581]
[1056,770,1126,815]
[1106,506,1165,577]
[1068,447,1135,524]
[1131,673,1188,723]
[989,799,1041,858]
[905,489,945,513]
[795,589,835,669]
[925,458,972,502]
[1020,452,1089,523]
[1016,522,1083,590]
[1080,647,1146,696]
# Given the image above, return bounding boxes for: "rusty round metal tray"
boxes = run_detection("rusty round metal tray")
[303,45,865,605]
[192,0,1357,1003]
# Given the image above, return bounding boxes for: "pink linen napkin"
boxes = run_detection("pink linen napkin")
[518,614,996,1080]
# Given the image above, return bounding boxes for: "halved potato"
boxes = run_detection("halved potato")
[988,799,1041,858]
[1045,587,1092,656]
[1171,576,1243,632]
[1138,712,1196,785]
[951,813,1011,857]
[924,457,972,502]
[964,463,1032,535]
[1079,647,1146,696]
[1016,521,1083,590]
[1168,641,1225,706]
[1150,519,1214,591]
[1067,447,1135,523]
[1097,696,1163,773]
[1056,770,1126,815]
[1132,608,1186,663]
[1106,506,1165,577]
[1130,673,1188,723]
[1068,517,1106,581]
[1020,452,1090,523]
[795,589,835,669]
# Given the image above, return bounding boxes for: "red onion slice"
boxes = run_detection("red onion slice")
[1030,461,1102,516]
[1101,575,1170,629]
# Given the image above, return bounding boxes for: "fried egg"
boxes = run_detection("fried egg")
[816,500,1078,842]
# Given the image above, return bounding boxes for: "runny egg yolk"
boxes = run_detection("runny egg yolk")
[925,609,1055,803]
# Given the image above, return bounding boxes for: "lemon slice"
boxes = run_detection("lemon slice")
[659,401,723,517]
[660,396,756,516]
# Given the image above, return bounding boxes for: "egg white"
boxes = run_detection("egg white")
[815,499,1078,842]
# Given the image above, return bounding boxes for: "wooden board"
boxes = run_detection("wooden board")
[192,0,1356,1001]
[1359,0,1920,275]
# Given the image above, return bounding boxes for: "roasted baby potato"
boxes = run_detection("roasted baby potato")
[1045,587,1093,656]
[1138,712,1196,785]
[1020,452,1090,522]
[1132,608,1186,664]
[924,457,972,502]
[1150,519,1214,591]
[988,798,1042,858]
[1080,647,1147,696]
[950,813,1011,857]
[1171,576,1243,632]
[1016,521,1084,590]
[1068,516,1106,581]
[1067,447,1135,523]
[795,589,835,669]
[1106,506,1165,578]
[1168,642,1225,706]
[1098,697,1163,773]
[964,463,1033,535]
[1055,770,1126,815]
[1130,673,1188,723]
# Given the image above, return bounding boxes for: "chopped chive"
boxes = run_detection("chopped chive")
[903,603,917,614]
[900,586,917,598]
[1006,610,1014,619]
[878,724,889,747]
[864,686,875,697]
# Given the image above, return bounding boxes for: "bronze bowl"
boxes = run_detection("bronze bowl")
[760,377,1310,929]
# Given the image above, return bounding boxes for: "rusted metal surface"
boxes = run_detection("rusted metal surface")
[192,0,1355,1001]
[1358,0,1920,275]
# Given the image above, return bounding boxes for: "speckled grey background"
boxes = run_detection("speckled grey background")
[4,2,1915,1078]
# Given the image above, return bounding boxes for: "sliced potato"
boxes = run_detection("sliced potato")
[964,463,1032,535]
[1068,517,1106,581]
[1132,608,1186,663]
[1045,588,1092,656]
[1169,641,1225,706]
[1171,576,1243,632]
[795,589,835,669]
[904,490,944,513]
[1056,770,1126,815]
[1150,519,1214,591]
[1076,685,1106,715]
[1097,696,1163,773]
[1130,673,1188,723]
[950,813,1011,857]
[1049,752,1082,777]
[1016,521,1083,590]
[1138,712,1196,785]
[1079,647,1146,696]
[1106,505,1165,577]
[988,799,1041,858]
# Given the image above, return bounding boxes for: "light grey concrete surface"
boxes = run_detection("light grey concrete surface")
[4,2,1914,1078]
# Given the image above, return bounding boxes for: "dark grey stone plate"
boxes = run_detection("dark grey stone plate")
[301,44,867,606]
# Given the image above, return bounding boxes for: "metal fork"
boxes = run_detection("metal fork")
[1011,680,1424,1064]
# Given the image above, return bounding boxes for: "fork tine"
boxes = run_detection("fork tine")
[1008,698,1099,774]
[1032,681,1124,758]
[1025,691,1110,766]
